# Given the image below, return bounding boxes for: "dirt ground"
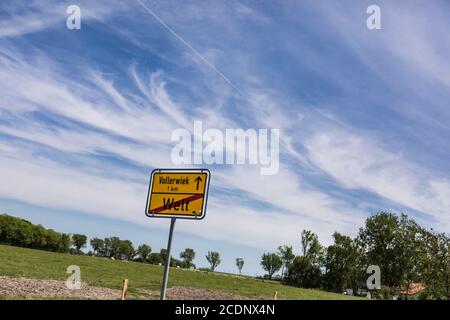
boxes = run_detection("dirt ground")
[0,276,269,300]
[166,286,268,300]
[0,276,121,299]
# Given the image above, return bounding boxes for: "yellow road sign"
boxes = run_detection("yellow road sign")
[145,169,210,219]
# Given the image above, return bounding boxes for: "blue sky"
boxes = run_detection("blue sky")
[1,0,450,275]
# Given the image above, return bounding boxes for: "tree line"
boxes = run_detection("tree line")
[0,214,223,271]
[1,212,449,299]
[259,212,450,300]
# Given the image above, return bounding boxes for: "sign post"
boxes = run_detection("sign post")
[145,168,210,300]
[160,217,176,300]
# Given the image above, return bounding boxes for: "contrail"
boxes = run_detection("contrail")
[135,0,243,96]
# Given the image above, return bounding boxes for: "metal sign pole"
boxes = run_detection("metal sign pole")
[160,217,176,300]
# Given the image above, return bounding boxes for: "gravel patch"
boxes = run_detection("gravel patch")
[0,277,271,300]
[0,276,121,300]
[166,286,269,300]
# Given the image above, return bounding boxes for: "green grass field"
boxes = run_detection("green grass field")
[0,244,360,300]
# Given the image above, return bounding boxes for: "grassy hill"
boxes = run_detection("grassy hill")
[0,244,360,300]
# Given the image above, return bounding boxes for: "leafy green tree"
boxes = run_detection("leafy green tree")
[180,248,196,268]
[0,214,71,253]
[58,233,71,253]
[34,225,48,249]
[358,212,427,289]
[324,233,365,293]
[104,236,120,258]
[277,245,295,278]
[148,252,164,265]
[45,228,61,252]
[160,248,168,262]
[285,255,322,288]
[346,237,367,296]
[136,244,152,262]
[358,212,400,287]
[206,251,221,271]
[260,253,282,279]
[397,214,428,297]
[301,230,323,264]
[284,230,325,288]
[118,239,135,260]
[236,258,244,275]
[71,234,87,254]
[422,231,450,299]
[324,233,350,292]
[90,238,105,256]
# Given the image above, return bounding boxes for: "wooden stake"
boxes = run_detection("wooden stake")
[273,291,278,300]
[121,279,129,300]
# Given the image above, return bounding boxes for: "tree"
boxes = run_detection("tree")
[104,236,120,258]
[118,240,135,260]
[45,229,61,252]
[422,231,450,299]
[59,233,71,253]
[0,215,34,247]
[324,233,351,292]
[324,233,365,293]
[260,253,282,279]
[0,214,71,253]
[34,225,48,250]
[137,244,152,262]
[346,237,367,296]
[285,255,322,288]
[160,248,168,262]
[397,214,428,297]
[301,230,323,264]
[358,212,426,289]
[148,252,164,265]
[236,258,244,275]
[206,251,221,271]
[277,245,295,278]
[71,234,87,254]
[180,248,195,268]
[358,212,400,288]
[90,238,105,256]
[283,230,325,288]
